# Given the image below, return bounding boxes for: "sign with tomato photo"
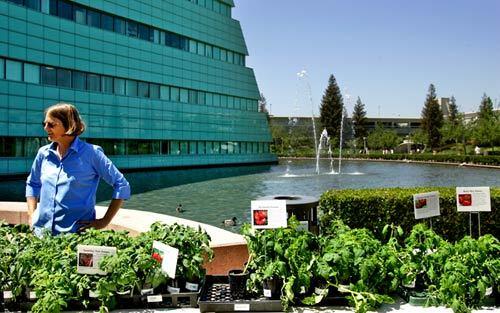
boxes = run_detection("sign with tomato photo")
[413,191,440,219]
[251,200,287,229]
[152,241,179,278]
[456,187,491,212]
[77,245,116,275]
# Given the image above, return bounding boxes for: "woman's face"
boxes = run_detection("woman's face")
[43,115,66,142]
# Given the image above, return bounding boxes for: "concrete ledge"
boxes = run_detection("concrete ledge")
[0,201,248,275]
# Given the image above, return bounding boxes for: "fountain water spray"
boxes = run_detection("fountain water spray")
[297,70,319,174]
[316,128,335,174]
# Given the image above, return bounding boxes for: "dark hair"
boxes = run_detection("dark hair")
[45,103,86,136]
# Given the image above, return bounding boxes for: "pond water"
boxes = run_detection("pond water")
[1,159,498,230]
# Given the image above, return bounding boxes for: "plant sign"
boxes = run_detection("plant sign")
[413,191,440,219]
[456,187,491,212]
[76,245,116,275]
[250,200,287,229]
[152,240,178,278]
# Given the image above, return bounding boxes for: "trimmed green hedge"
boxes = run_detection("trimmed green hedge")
[347,153,500,166]
[319,187,499,242]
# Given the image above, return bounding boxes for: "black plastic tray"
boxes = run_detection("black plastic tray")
[198,275,283,312]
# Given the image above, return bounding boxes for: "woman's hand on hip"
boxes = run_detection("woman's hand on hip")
[77,218,110,232]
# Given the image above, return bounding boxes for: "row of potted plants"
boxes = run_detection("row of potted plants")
[0,221,213,313]
[240,218,499,313]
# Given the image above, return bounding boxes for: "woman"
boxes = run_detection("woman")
[25,103,131,235]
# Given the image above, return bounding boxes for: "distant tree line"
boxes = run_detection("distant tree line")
[268,74,499,156]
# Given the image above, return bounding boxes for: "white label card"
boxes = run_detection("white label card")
[167,286,180,294]
[263,289,272,297]
[152,241,179,279]
[147,295,163,303]
[77,245,116,275]
[3,291,13,299]
[251,200,287,229]
[29,291,37,299]
[456,187,491,212]
[185,282,199,291]
[234,303,250,311]
[413,191,440,219]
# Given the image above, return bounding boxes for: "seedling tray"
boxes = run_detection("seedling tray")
[198,275,283,312]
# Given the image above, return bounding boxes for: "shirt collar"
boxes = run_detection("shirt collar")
[48,136,82,154]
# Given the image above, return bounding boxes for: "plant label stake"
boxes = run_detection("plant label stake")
[456,187,491,238]
[413,192,440,225]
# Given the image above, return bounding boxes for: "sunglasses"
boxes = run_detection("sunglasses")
[42,122,59,128]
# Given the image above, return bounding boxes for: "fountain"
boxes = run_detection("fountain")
[316,128,335,174]
[297,70,319,174]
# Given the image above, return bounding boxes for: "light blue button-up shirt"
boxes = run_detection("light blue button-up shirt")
[25,137,131,235]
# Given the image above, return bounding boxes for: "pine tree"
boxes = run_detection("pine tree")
[448,95,459,125]
[420,84,444,149]
[473,93,499,150]
[319,74,344,145]
[352,97,368,145]
[478,93,494,120]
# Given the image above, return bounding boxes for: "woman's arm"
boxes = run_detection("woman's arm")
[26,196,38,226]
[78,198,123,231]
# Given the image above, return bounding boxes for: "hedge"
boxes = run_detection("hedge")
[319,187,499,242]
[346,153,500,166]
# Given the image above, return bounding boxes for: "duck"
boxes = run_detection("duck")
[222,217,237,226]
[176,204,185,213]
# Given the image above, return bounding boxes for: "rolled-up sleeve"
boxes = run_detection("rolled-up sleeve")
[26,149,44,198]
[92,146,131,200]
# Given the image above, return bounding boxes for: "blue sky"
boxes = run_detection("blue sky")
[233,0,500,118]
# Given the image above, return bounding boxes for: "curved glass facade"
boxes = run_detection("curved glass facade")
[0,0,276,175]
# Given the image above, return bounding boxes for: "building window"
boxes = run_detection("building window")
[213,141,220,154]
[170,87,180,102]
[197,91,205,105]
[170,140,180,155]
[0,58,4,79]
[153,29,160,44]
[197,141,205,154]
[213,47,220,60]
[87,73,100,92]
[137,24,150,41]
[126,80,137,96]
[206,45,213,58]
[160,85,170,100]
[138,82,149,98]
[126,141,138,155]
[73,5,86,24]
[114,17,126,35]
[25,0,40,10]
[189,141,197,155]
[114,78,125,95]
[101,75,113,93]
[87,9,101,28]
[101,13,114,32]
[188,90,198,104]
[180,88,188,103]
[180,141,188,154]
[57,68,71,88]
[150,83,160,99]
[189,40,197,53]
[48,0,57,15]
[57,0,73,20]
[72,71,86,90]
[6,60,22,81]
[41,0,50,13]
[161,140,169,154]
[127,21,138,38]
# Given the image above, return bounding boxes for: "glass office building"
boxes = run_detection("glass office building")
[0,0,276,176]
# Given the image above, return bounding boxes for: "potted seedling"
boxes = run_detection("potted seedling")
[399,223,449,306]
